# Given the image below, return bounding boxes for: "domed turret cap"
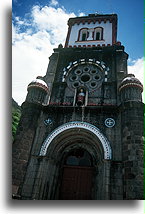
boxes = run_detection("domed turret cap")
[27,78,48,92]
[119,74,143,92]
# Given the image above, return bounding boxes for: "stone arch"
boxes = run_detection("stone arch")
[39,121,112,160]
[29,121,113,199]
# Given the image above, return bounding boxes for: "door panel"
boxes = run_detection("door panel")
[60,166,93,200]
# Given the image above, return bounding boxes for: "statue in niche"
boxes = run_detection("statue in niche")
[76,88,86,106]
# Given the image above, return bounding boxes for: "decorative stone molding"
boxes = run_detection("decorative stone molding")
[119,82,143,92]
[105,118,115,128]
[27,79,48,93]
[39,121,112,159]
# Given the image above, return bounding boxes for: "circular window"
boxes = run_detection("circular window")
[73,82,79,87]
[94,75,100,80]
[66,63,104,92]
[75,69,82,75]
[90,82,96,87]
[83,67,90,72]
[70,75,77,81]
[81,74,91,82]
[90,70,96,74]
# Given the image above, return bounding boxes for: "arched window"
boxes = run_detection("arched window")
[82,32,87,41]
[94,27,103,40]
[78,28,88,41]
[96,32,100,40]
[65,148,92,167]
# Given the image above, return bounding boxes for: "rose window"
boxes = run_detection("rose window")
[66,63,103,92]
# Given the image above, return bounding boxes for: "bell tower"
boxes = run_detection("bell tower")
[65,13,117,48]
[12,14,144,200]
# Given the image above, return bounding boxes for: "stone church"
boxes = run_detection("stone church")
[12,14,144,200]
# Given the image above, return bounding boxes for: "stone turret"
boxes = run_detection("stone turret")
[119,73,144,199]
[26,78,49,104]
[119,74,143,102]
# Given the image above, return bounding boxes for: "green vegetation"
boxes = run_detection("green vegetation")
[12,98,21,141]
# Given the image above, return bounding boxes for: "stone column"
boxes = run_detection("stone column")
[104,160,111,199]
[87,28,94,40]
[121,101,144,199]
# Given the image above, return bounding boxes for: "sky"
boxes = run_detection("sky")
[12,0,144,104]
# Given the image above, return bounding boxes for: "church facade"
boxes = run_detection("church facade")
[12,14,144,200]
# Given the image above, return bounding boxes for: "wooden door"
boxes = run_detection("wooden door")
[60,165,93,200]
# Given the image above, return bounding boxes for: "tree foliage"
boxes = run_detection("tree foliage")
[12,98,21,141]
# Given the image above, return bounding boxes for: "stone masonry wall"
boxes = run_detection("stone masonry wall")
[12,102,42,197]
[121,101,144,199]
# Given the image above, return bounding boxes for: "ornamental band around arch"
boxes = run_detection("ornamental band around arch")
[39,121,112,159]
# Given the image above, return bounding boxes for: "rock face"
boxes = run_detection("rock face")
[12,14,144,200]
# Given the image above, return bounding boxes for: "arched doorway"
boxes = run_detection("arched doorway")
[38,121,112,199]
[59,148,94,200]
[39,121,112,160]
